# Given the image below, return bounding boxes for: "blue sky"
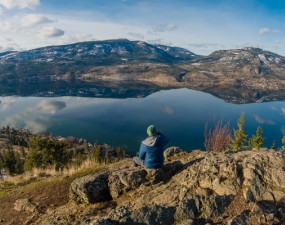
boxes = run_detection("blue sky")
[0,0,284,55]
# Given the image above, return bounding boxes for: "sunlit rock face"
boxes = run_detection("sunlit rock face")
[36,148,285,225]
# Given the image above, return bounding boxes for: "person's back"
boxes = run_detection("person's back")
[133,125,169,169]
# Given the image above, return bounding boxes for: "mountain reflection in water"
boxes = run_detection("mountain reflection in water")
[0,88,284,153]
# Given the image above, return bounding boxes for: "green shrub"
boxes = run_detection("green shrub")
[24,136,71,171]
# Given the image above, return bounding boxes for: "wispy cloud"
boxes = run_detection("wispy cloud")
[38,26,65,38]
[0,97,17,111]
[188,43,221,48]
[128,32,144,40]
[0,37,21,51]
[21,14,53,27]
[1,100,66,132]
[163,106,175,115]
[0,1,284,56]
[259,27,280,35]
[34,100,66,114]
[0,0,40,9]
[281,126,285,136]
[253,114,275,125]
[0,21,12,31]
[147,38,173,46]
[55,34,96,45]
[3,114,50,133]
[155,23,177,32]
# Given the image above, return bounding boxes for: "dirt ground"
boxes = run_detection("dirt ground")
[0,161,126,225]
[0,178,71,224]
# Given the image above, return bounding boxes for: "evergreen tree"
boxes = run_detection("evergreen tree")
[232,113,248,151]
[249,127,264,149]
[24,136,71,171]
[270,140,277,150]
[1,145,24,175]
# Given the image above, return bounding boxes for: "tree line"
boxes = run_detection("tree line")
[0,134,126,177]
[204,113,283,152]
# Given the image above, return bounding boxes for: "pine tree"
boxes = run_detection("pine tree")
[249,127,264,149]
[232,113,248,151]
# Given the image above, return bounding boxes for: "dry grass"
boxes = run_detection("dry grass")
[1,157,130,186]
[0,156,131,225]
[1,157,107,185]
[0,159,131,224]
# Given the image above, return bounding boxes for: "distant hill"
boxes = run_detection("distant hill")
[0,39,285,103]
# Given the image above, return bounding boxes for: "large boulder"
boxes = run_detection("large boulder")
[107,160,184,199]
[108,166,148,199]
[70,170,111,204]
[69,160,185,203]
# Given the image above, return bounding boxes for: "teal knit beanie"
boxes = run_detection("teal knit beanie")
[147,125,157,137]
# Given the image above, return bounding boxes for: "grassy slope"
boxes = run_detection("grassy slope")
[0,163,113,225]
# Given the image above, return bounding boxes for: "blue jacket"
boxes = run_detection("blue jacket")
[139,132,169,169]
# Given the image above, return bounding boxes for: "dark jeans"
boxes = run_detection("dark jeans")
[132,157,144,167]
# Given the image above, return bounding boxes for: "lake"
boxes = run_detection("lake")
[0,88,284,154]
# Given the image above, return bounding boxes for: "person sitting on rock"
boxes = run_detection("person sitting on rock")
[133,125,169,169]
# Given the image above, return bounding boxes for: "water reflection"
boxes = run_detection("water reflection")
[0,88,285,153]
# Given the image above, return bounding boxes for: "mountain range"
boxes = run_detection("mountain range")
[0,39,285,103]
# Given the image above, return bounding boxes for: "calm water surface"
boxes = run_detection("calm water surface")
[0,88,285,154]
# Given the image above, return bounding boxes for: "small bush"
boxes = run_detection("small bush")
[204,121,232,152]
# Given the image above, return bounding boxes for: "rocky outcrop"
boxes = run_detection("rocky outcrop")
[70,160,184,203]
[70,171,111,204]
[41,149,285,225]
